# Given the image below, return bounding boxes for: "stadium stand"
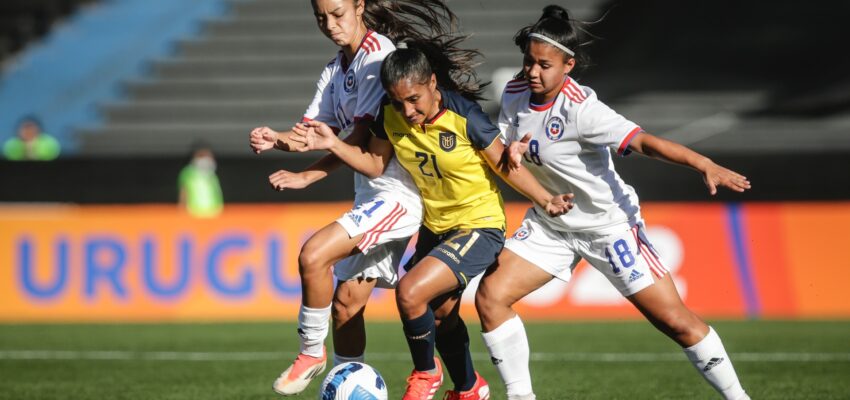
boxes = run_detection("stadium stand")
[0,0,98,63]
[0,0,848,203]
[8,0,848,157]
[74,0,603,156]
[0,0,229,153]
[582,0,850,155]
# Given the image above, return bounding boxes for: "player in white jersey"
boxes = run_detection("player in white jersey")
[247,0,458,395]
[473,6,752,400]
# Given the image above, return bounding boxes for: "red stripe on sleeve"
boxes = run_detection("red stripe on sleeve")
[567,81,587,101]
[563,84,585,104]
[617,127,642,155]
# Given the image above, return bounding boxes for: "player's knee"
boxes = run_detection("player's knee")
[474,286,492,317]
[332,299,359,324]
[474,279,508,317]
[298,245,327,277]
[395,280,425,317]
[655,307,703,341]
[332,286,367,322]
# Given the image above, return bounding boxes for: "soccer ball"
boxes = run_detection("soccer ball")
[318,362,388,400]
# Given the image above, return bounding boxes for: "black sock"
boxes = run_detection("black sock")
[435,317,476,391]
[402,309,436,372]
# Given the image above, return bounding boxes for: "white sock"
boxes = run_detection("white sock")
[481,314,534,397]
[298,304,331,357]
[684,327,749,400]
[333,352,364,366]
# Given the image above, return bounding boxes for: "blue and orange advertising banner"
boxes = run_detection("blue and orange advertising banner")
[1,202,849,322]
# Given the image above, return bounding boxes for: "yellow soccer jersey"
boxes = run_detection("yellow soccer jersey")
[370,88,506,234]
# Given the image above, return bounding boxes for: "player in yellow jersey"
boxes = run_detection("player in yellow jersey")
[291,39,573,400]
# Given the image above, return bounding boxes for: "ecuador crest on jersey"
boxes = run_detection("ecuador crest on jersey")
[439,132,456,152]
[370,88,506,233]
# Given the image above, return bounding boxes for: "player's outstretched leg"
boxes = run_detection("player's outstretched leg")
[434,297,490,400]
[331,277,377,366]
[272,305,329,396]
[273,222,362,396]
[476,250,555,400]
[629,274,750,400]
[478,314,531,400]
[397,257,465,400]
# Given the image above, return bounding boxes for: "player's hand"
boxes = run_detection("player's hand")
[249,126,278,154]
[701,161,751,195]
[291,121,338,152]
[507,133,532,171]
[269,169,311,191]
[544,193,574,217]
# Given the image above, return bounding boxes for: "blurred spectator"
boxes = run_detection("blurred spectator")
[178,142,223,218]
[3,116,60,160]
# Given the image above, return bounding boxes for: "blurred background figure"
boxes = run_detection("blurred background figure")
[178,141,222,218]
[2,116,60,161]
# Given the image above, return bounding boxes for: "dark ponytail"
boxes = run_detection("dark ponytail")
[362,0,458,42]
[365,0,486,101]
[380,38,486,101]
[514,5,594,72]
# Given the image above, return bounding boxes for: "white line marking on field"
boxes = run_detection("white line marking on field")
[1,351,849,362]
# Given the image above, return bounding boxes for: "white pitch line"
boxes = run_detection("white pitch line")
[0,351,849,363]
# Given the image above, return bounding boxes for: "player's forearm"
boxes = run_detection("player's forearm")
[484,141,553,208]
[328,140,384,178]
[634,134,713,173]
[484,152,552,208]
[273,131,300,152]
[300,154,340,184]
[499,166,554,209]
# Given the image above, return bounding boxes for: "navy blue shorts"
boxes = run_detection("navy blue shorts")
[405,227,505,289]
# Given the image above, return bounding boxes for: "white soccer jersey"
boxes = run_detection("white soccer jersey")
[499,77,644,234]
[303,31,419,204]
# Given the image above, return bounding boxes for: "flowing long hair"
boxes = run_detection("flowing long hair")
[362,0,486,100]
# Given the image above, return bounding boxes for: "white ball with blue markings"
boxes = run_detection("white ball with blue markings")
[318,362,388,400]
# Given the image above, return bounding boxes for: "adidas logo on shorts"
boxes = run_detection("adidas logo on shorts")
[628,269,644,283]
[348,213,363,227]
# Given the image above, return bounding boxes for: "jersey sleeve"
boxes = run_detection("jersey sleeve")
[303,59,340,129]
[576,91,642,156]
[466,103,502,150]
[497,90,520,145]
[368,96,390,140]
[352,52,386,123]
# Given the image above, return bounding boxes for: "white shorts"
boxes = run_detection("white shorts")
[334,195,421,289]
[504,208,668,297]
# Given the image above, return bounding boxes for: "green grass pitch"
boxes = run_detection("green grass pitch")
[1,320,848,399]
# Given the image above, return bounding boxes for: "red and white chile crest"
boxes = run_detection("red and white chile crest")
[513,227,530,240]
[344,69,356,93]
[545,116,565,141]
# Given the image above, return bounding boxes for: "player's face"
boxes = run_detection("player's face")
[523,41,576,101]
[312,0,365,48]
[387,74,440,125]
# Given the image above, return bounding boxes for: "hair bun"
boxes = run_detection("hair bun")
[539,4,570,22]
